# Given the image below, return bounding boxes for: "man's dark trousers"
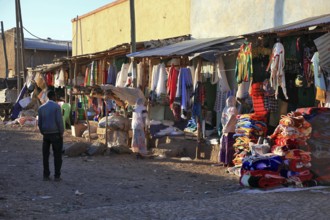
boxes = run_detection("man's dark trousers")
[42,133,63,178]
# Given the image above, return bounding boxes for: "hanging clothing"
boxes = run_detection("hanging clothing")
[175,68,193,111]
[90,61,96,86]
[192,81,205,118]
[236,81,250,99]
[107,64,117,85]
[150,64,160,92]
[193,59,202,90]
[267,42,288,100]
[217,56,231,92]
[45,72,53,86]
[250,82,268,116]
[155,63,167,96]
[264,95,278,113]
[137,62,144,88]
[115,63,129,87]
[214,91,228,113]
[312,52,327,103]
[167,65,179,109]
[235,42,253,84]
[54,68,65,88]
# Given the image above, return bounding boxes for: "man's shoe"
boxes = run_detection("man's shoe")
[43,176,51,181]
[54,177,62,182]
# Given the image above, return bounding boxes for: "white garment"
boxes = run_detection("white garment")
[194,60,201,90]
[155,63,167,96]
[115,63,129,87]
[269,42,288,99]
[54,68,65,88]
[137,62,144,88]
[217,57,231,92]
[53,70,60,88]
[236,81,250,99]
[151,64,160,91]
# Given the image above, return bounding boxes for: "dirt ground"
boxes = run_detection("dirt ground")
[1,124,330,220]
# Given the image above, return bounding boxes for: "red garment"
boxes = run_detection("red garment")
[251,82,268,116]
[103,69,107,84]
[45,72,53,86]
[84,67,89,86]
[167,65,179,109]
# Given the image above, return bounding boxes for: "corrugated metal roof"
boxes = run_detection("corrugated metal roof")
[127,36,243,58]
[314,32,330,68]
[24,38,72,52]
[247,13,330,35]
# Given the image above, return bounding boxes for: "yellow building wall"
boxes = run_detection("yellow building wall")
[72,0,191,56]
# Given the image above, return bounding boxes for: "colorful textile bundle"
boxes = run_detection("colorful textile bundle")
[237,109,318,189]
[239,148,314,188]
[233,114,267,152]
[270,111,312,154]
[230,114,268,174]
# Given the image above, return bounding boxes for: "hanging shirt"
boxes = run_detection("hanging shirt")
[235,42,253,84]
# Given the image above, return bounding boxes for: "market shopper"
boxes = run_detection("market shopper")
[38,90,64,181]
[219,96,238,167]
[131,98,148,158]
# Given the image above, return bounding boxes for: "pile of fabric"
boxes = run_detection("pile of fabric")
[227,114,267,175]
[238,111,316,189]
[270,111,312,154]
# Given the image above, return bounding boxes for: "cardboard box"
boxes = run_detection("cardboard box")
[71,123,87,137]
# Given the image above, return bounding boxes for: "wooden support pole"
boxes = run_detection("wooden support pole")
[104,94,108,146]
[1,21,9,79]
[82,94,91,142]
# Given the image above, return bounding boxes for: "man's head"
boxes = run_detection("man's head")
[47,90,56,101]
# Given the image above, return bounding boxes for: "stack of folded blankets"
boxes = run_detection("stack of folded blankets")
[238,111,316,189]
[227,113,267,176]
[232,114,267,162]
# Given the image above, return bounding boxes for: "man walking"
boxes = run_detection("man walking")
[38,90,64,181]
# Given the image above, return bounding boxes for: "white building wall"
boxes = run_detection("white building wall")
[191,0,330,38]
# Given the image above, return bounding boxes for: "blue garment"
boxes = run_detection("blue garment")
[179,68,193,111]
[107,65,117,85]
[38,100,64,135]
[10,85,27,120]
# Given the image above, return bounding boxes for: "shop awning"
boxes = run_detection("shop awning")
[246,13,330,35]
[73,85,145,107]
[33,62,65,73]
[127,36,243,58]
